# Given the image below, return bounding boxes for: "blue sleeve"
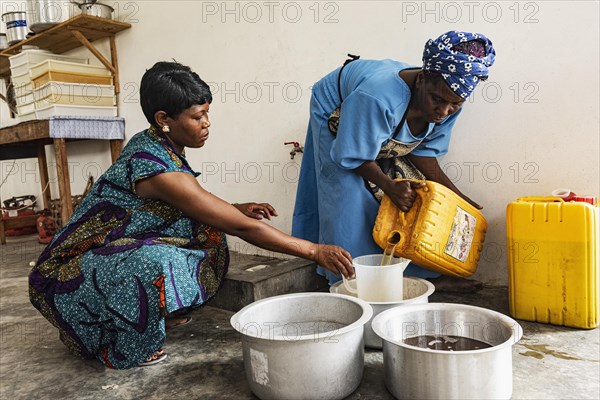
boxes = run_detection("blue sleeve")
[330,90,393,169]
[411,108,462,157]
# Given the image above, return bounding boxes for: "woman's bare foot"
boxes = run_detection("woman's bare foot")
[427,275,483,293]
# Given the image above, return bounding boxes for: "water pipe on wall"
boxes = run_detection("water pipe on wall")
[284,142,304,160]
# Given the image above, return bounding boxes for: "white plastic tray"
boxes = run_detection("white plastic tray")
[9,49,52,68]
[9,49,89,75]
[35,94,116,109]
[16,92,34,106]
[12,80,33,98]
[18,111,37,122]
[17,100,35,115]
[34,82,116,108]
[35,105,118,119]
[11,71,31,87]
[34,81,115,100]
[30,59,110,79]
[32,71,114,89]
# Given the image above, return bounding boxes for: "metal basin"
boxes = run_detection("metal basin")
[372,303,523,400]
[27,0,79,33]
[2,11,28,45]
[231,293,373,400]
[330,277,434,349]
[78,2,113,19]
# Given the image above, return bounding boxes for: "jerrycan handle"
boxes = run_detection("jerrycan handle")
[398,210,407,226]
[396,179,428,223]
[517,196,565,203]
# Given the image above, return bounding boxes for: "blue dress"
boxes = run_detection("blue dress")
[292,59,461,284]
[29,127,229,369]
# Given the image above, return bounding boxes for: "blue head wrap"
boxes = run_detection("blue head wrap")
[422,31,496,99]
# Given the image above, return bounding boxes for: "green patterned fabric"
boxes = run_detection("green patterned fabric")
[29,127,229,369]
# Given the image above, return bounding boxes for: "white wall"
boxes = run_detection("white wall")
[1,1,598,284]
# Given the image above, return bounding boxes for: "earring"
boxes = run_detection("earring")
[162,125,170,133]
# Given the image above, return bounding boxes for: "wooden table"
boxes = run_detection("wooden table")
[0,119,122,244]
[0,16,130,244]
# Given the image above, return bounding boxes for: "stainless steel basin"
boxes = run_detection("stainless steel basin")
[27,0,79,33]
[372,303,523,400]
[231,292,373,400]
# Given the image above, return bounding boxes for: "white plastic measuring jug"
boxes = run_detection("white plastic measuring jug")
[342,254,410,302]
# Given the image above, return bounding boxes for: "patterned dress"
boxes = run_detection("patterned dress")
[29,127,229,369]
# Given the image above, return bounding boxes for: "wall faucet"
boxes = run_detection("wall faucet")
[284,141,304,160]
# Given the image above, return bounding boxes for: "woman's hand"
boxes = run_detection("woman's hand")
[233,202,278,220]
[383,180,426,212]
[312,244,354,278]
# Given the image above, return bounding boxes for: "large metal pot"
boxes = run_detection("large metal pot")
[372,303,523,400]
[330,277,435,349]
[26,0,78,33]
[231,293,373,400]
[78,2,113,19]
[2,11,28,45]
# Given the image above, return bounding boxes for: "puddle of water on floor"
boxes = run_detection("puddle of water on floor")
[519,350,544,359]
[520,344,599,362]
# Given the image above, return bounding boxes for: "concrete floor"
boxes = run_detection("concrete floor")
[1,235,599,399]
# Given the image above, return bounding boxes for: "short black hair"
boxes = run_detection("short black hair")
[140,61,212,126]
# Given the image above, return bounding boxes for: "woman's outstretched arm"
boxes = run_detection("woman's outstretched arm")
[136,172,354,277]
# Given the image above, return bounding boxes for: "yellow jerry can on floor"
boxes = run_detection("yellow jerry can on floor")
[506,197,599,329]
[372,180,487,277]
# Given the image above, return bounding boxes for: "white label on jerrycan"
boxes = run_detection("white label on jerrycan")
[444,206,476,262]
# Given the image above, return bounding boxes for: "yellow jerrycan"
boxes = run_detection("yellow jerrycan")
[372,179,487,277]
[506,196,598,329]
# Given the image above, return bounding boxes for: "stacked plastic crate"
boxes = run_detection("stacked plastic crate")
[9,49,117,121]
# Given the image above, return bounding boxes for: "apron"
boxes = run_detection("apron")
[366,138,426,202]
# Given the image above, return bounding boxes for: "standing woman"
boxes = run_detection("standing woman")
[29,61,353,369]
[292,31,495,291]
